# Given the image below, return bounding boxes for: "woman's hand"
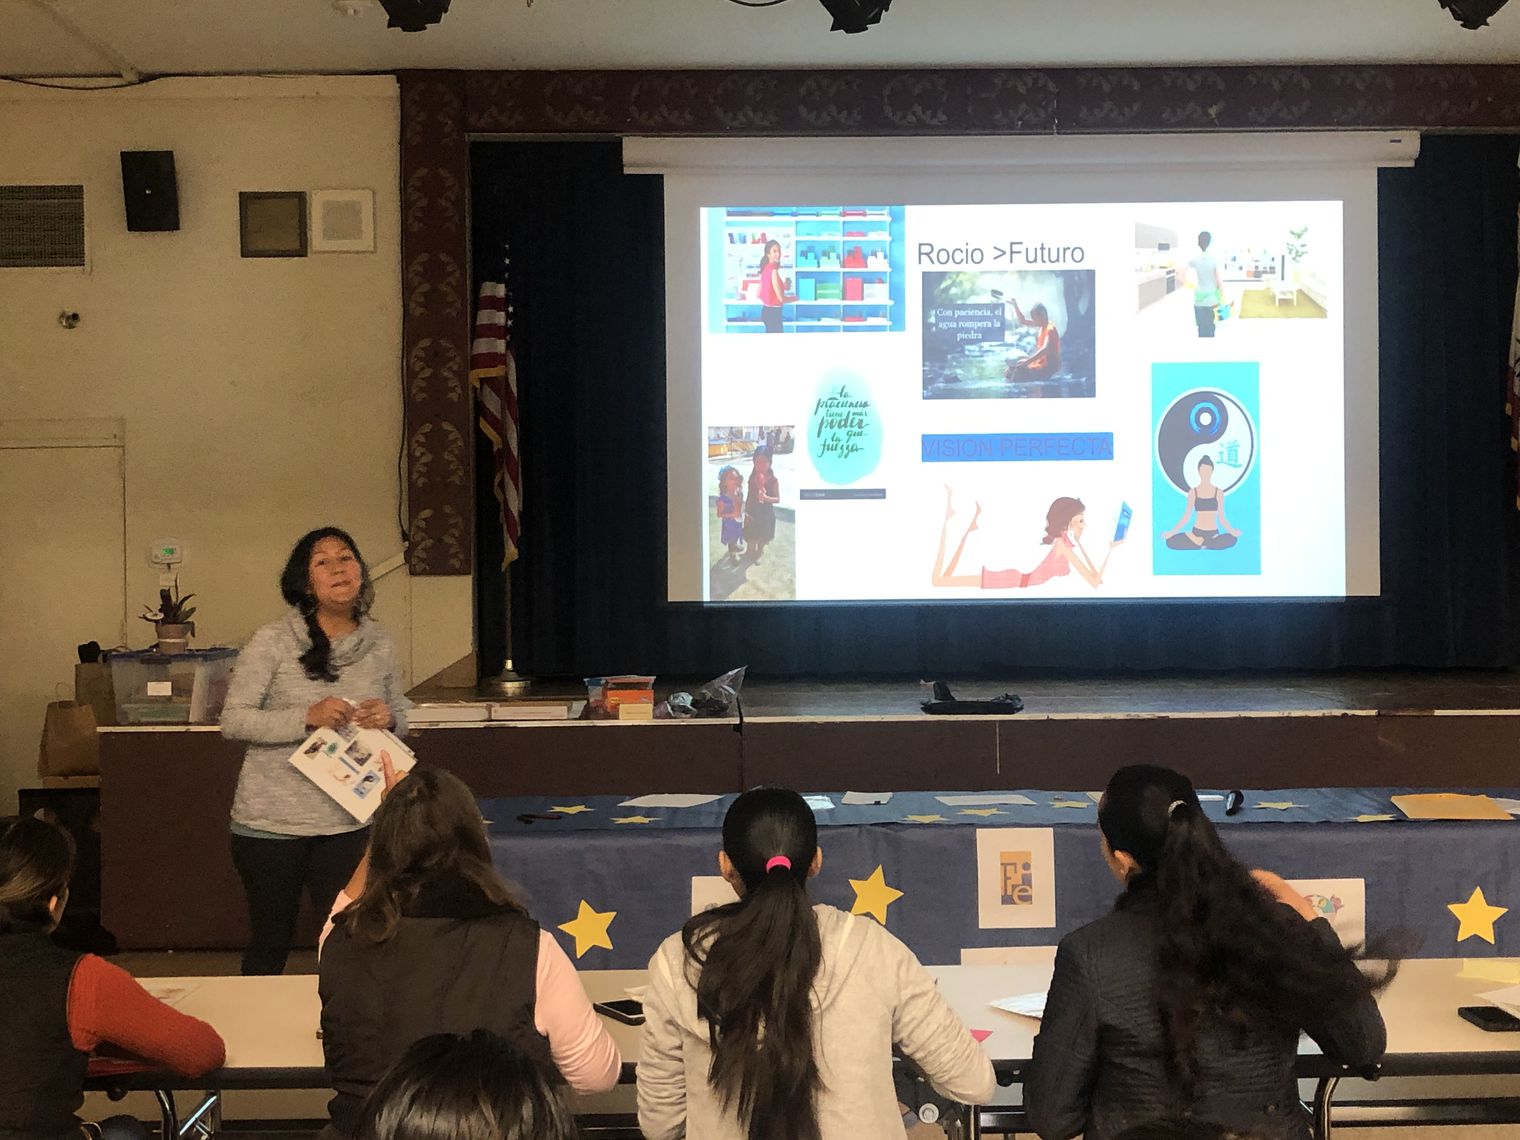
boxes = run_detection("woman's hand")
[306,697,352,730]
[1109,538,1125,550]
[352,699,393,730]
[1251,869,1316,921]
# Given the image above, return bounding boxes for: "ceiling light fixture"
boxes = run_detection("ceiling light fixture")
[725,0,893,33]
[1438,0,1510,27]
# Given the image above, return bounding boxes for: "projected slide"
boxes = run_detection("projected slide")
[689,200,1346,603]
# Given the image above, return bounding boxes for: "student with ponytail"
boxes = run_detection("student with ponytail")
[221,527,409,975]
[1025,765,1393,1140]
[637,787,995,1140]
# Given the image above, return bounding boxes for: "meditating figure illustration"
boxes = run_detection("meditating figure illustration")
[1161,455,1240,550]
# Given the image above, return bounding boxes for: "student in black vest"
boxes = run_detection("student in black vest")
[318,763,620,1139]
[353,1030,578,1140]
[0,817,225,1140]
[1025,765,1393,1140]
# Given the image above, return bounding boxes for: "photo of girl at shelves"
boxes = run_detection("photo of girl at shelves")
[707,427,797,601]
[931,487,1123,590]
[707,206,906,335]
[922,270,1097,400]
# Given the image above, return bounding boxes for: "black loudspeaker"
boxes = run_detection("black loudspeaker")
[120,150,180,232]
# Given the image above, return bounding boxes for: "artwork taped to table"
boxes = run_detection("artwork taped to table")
[1286,877,1366,948]
[691,875,733,916]
[975,828,1056,930]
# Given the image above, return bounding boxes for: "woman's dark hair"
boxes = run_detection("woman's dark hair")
[1198,455,1215,470]
[1099,765,1397,1097]
[1030,302,1049,324]
[1042,496,1085,544]
[354,1030,577,1140]
[279,526,374,682]
[681,788,823,1140]
[0,816,75,935]
[344,768,522,945]
[1198,230,1212,250]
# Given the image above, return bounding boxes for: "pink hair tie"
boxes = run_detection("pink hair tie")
[765,855,792,873]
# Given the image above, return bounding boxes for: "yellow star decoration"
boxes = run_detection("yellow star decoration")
[1354,814,1396,823]
[1050,800,1092,809]
[959,808,1005,817]
[849,865,904,924]
[1449,887,1509,945]
[557,900,617,958]
[611,815,659,825]
[1255,802,1304,811]
[904,814,946,824]
[550,804,593,815]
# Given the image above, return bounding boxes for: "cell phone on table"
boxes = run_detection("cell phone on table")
[1459,1005,1520,1031]
[594,999,646,1026]
[1114,502,1133,543]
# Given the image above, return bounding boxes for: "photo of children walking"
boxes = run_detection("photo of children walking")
[707,425,798,601]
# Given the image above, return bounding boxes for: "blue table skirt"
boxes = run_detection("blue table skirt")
[482,788,1520,969]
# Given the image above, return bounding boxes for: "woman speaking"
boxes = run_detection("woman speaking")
[220,527,409,975]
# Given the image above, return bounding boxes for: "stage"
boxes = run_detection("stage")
[98,668,1520,949]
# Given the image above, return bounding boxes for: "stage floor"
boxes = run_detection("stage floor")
[450,668,1520,719]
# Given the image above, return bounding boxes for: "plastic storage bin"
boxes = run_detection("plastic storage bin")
[108,648,238,725]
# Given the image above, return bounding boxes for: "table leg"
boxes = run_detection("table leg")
[153,1089,180,1138]
[1312,1075,1341,1140]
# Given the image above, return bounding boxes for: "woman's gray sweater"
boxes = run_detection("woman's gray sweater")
[220,608,410,836]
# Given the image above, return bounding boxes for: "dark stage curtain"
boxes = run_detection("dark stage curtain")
[472,136,1520,677]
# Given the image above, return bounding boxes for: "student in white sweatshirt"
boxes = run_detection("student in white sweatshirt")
[637,787,995,1140]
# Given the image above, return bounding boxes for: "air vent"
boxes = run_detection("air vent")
[0,185,85,268]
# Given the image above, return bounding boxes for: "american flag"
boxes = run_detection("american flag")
[470,280,522,564]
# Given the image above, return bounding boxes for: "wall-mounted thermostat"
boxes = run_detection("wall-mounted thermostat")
[150,540,184,567]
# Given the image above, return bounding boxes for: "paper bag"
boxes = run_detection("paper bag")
[74,663,117,727]
[39,701,100,778]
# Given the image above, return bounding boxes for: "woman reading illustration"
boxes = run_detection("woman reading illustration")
[932,488,1121,589]
[1162,455,1240,550]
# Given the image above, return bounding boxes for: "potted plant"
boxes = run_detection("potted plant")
[141,580,197,654]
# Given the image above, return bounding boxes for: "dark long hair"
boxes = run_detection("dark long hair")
[354,1030,577,1140]
[0,816,75,935]
[681,788,823,1140]
[343,768,523,945]
[279,526,374,682]
[1099,765,1396,1096]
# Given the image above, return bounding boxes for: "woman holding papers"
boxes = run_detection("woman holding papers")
[317,766,620,1139]
[637,787,994,1140]
[0,816,225,1140]
[220,527,409,976]
[1025,765,1392,1140]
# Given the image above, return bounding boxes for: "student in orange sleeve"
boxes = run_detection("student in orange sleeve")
[1004,299,1062,381]
[0,817,225,1140]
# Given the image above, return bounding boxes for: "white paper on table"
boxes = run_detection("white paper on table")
[618,793,725,809]
[625,985,649,1002]
[142,981,200,1007]
[804,795,835,811]
[1479,985,1520,1018]
[937,794,1038,807]
[990,993,1047,1019]
[843,791,894,805]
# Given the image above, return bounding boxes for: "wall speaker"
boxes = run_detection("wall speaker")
[120,150,180,232]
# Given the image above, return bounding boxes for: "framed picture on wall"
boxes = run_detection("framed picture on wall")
[310,189,375,253]
[239,191,307,258]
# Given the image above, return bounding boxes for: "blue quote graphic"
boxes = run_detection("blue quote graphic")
[1151,363,1261,577]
